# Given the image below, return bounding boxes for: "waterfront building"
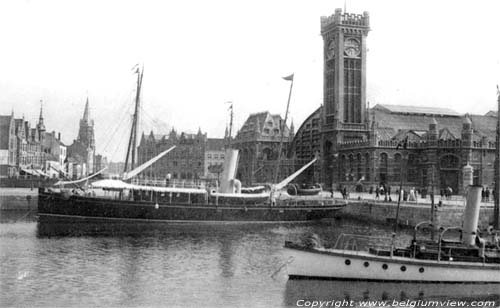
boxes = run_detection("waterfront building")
[42,131,67,178]
[204,138,225,180]
[291,8,498,194]
[137,128,207,180]
[68,98,96,176]
[0,112,17,178]
[13,116,44,176]
[232,111,294,185]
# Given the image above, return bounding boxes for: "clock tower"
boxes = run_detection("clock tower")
[320,9,370,185]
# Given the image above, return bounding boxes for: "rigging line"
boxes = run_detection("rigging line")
[139,105,169,127]
[93,92,135,138]
[101,107,133,152]
[101,108,131,152]
[139,106,170,133]
[97,96,133,142]
[110,117,133,161]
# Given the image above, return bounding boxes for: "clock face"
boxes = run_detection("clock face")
[326,40,335,59]
[344,37,360,57]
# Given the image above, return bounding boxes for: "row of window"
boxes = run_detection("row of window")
[207,154,225,159]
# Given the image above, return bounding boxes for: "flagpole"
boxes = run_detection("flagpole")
[228,102,233,149]
[494,85,500,230]
[274,74,294,184]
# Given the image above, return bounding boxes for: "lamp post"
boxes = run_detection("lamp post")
[394,137,408,232]
[394,151,405,232]
[430,164,436,240]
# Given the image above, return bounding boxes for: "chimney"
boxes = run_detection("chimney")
[58,132,61,141]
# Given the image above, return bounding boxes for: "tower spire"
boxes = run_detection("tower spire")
[39,100,43,122]
[83,96,90,123]
[37,99,45,131]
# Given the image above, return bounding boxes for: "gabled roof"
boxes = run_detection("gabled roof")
[237,111,290,138]
[373,104,461,117]
[485,110,498,117]
[439,128,457,140]
[391,130,425,141]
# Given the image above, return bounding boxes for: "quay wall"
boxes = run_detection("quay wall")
[336,201,495,230]
[0,188,38,210]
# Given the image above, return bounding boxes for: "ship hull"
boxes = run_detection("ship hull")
[285,244,500,283]
[38,191,342,223]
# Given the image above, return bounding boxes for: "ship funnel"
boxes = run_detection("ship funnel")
[462,163,473,194]
[462,185,482,246]
[219,149,239,193]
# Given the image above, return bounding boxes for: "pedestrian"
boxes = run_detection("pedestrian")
[343,187,348,200]
[375,186,380,200]
[446,186,453,200]
[165,173,171,187]
[485,187,490,202]
[482,187,486,202]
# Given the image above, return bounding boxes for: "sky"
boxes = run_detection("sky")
[1,0,499,162]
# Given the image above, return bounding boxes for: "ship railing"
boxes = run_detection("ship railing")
[334,233,395,255]
[276,198,337,207]
[131,178,210,189]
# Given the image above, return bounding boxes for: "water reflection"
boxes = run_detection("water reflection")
[2,212,498,307]
[284,280,500,306]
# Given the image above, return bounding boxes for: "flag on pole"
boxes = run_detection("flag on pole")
[131,63,140,73]
[282,74,294,81]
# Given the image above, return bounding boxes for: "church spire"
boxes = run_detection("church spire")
[37,99,45,132]
[83,96,90,123]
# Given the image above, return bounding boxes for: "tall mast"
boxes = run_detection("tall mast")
[274,73,294,183]
[228,102,233,148]
[494,85,500,229]
[124,66,144,173]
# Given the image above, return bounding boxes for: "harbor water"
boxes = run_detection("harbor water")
[1,210,499,307]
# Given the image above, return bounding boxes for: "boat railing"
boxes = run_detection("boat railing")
[131,178,210,189]
[276,198,337,207]
[334,233,395,254]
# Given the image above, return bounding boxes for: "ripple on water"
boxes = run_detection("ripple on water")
[0,219,498,307]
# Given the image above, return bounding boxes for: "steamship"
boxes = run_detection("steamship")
[38,67,344,223]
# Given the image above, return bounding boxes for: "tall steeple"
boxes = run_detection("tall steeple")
[77,96,95,149]
[37,100,45,132]
[82,96,90,123]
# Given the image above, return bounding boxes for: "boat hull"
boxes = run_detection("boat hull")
[285,245,500,283]
[38,191,342,223]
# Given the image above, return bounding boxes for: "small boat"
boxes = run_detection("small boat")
[284,185,500,283]
[287,183,322,196]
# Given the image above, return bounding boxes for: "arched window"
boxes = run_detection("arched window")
[379,153,388,183]
[348,154,354,181]
[408,154,419,181]
[364,153,370,181]
[356,153,362,181]
[340,155,347,181]
[262,148,273,160]
[394,153,402,182]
